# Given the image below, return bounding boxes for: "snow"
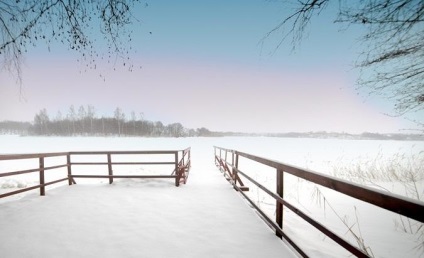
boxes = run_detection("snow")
[0,135,423,257]
[0,175,296,257]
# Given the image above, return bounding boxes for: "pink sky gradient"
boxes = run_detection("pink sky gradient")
[0,0,419,133]
[0,55,410,134]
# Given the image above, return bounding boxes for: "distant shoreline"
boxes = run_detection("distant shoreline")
[0,129,422,141]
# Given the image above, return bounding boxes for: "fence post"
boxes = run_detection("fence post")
[233,152,239,186]
[39,157,45,196]
[231,161,236,187]
[107,153,113,184]
[188,148,191,167]
[67,153,73,185]
[235,152,239,171]
[276,169,284,238]
[175,151,179,187]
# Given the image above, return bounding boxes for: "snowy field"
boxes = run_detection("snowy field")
[0,135,423,257]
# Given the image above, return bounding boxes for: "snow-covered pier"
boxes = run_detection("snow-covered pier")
[1,143,424,257]
[0,149,297,258]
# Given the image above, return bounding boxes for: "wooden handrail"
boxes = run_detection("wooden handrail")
[69,150,179,155]
[71,162,176,165]
[0,164,69,177]
[234,150,424,222]
[214,146,424,258]
[0,148,191,199]
[174,147,191,185]
[0,178,68,199]
[68,149,190,186]
[0,152,70,199]
[0,152,70,160]
[72,175,176,179]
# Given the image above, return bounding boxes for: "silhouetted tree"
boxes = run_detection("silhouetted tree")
[268,0,424,124]
[0,0,144,87]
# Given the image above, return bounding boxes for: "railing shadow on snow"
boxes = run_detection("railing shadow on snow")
[214,146,424,258]
[0,148,191,199]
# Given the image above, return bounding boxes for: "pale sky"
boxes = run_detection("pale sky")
[0,0,421,133]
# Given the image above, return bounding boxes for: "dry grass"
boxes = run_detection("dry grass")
[328,150,424,255]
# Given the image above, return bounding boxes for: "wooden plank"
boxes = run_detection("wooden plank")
[71,175,177,179]
[236,167,369,258]
[71,162,109,165]
[39,157,45,196]
[0,177,68,199]
[43,177,69,187]
[71,162,175,165]
[220,157,247,187]
[0,152,69,160]
[238,186,249,191]
[0,148,191,200]
[276,169,284,238]
[67,154,73,185]
[213,146,233,153]
[132,161,176,165]
[107,154,113,184]
[70,150,178,155]
[175,152,179,187]
[0,184,42,198]
[234,183,309,258]
[1,167,42,177]
[0,164,69,178]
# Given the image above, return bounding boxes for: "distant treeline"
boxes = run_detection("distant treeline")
[264,131,424,141]
[0,106,214,137]
[1,106,422,140]
[0,121,32,135]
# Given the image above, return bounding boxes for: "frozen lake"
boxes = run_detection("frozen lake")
[0,135,423,257]
[1,134,422,169]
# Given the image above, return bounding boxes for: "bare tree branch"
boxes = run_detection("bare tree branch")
[266,0,424,126]
[0,0,144,89]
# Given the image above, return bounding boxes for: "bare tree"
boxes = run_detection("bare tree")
[267,0,424,124]
[78,105,86,133]
[86,105,95,134]
[67,105,76,135]
[34,108,49,135]
[0,0,144,87]
[130,111,137,135]
[114,107,125,136]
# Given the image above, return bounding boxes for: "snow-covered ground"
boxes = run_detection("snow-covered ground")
[0,161,296,257]
[0,135,423,257]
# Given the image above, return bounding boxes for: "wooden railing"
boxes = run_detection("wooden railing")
[0,148,190,199]
[0,152,70,198]
[214,146,424,258]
